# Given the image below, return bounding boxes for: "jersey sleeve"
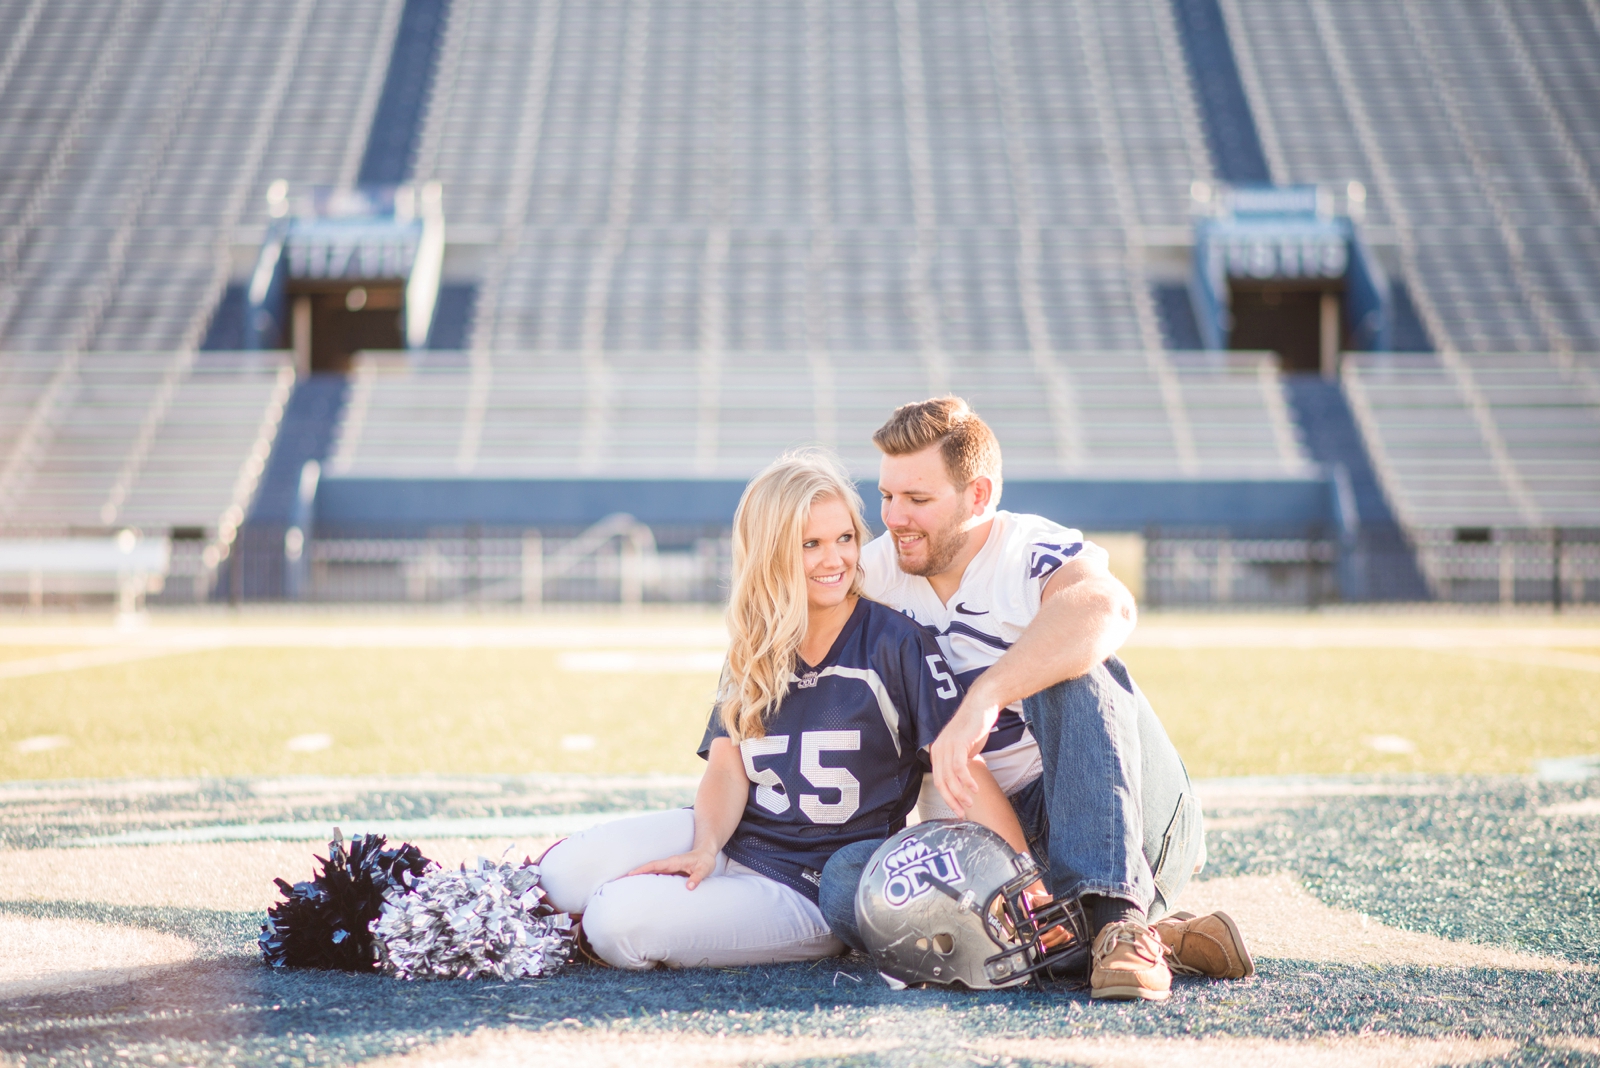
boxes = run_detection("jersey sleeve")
[882,623,965,766]
[1017,520,1109,612]
[697,705,728,760]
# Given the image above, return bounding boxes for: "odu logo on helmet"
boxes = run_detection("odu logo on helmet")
[881,835,965,908]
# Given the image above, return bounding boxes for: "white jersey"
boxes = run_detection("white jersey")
[860,510,1108,800]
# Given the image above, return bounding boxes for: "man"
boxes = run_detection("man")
[818,397,1252,1001]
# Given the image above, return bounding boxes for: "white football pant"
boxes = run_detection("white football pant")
[538,808,846,970]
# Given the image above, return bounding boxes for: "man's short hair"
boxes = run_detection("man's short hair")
[872,396,1003,492]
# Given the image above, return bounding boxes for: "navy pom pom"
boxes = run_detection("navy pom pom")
[260,828,434,971]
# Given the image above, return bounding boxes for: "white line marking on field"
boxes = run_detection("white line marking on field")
[360,1032,898,1068]
[284,733,332,752]
[1125,625,1600,650]
[968,1037,1518,1068]
[557,651,724,673]
[0,772,699,805]
[12,735,69,753]
[1362,734,1417,754]
[559,734,596,751]
[0,624,731,650]
[1539,797,1600,818]
[1452,647,1600,673]
[0,644,211,680]
[1194,776,1448,809]
[66,809,669,848]
[1536,755,1600,781]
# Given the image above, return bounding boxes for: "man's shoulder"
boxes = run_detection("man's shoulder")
[983,511,1102,589]
[992,511,1086,557]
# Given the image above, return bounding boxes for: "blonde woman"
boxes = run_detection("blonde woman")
[538,451,1031,969]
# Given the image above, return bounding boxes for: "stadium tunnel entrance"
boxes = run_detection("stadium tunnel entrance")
[1190,184,1389,376]
[289,281,405,375]
[1227,281,1344,375]
[245,182,444,375]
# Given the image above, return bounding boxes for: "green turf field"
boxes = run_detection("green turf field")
[1,611,1596,782]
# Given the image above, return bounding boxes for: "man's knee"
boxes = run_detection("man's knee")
[819,840,877,952]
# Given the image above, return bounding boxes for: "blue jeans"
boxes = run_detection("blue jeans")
[819,656,1203,952]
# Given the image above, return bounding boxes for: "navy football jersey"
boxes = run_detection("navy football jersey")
[699,597,963,903]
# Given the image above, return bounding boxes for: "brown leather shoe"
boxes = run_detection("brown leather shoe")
[1089,921,1171,1001]
[1153,910,1255,979]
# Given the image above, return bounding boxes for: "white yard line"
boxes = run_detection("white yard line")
[0,625,730,650]
[1450,647,1600,673]
[0,644,216,680]
[1125,625,1600,650]
[67,809,668,848]
[0,623,1596,687]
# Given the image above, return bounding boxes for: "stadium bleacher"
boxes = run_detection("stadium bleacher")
[1346,351,1600,530]
[0,0,395,543]
[1224,0,1600,356]
[1,0,1597,604]
[326,349,1311,481]
[0,353,290,534]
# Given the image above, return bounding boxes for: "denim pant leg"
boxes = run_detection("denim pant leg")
[1020,655,1203,918]
[818,838,881,953]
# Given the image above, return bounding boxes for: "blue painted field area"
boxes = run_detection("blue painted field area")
[3,773,1598,1067]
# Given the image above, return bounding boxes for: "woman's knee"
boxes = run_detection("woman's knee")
[534,837,593,915]
[578,879,666,970]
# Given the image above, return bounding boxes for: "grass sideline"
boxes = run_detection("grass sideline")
[0,609,1595,781]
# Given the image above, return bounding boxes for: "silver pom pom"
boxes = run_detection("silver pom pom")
[372,856,574,980]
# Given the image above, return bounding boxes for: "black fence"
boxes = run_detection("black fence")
[1412,527,1600,608]
[6,525,1597,610]
[1143,531,1338,608]
[217,522,734,606]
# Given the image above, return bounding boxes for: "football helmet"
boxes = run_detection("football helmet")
[855,820,1088,989]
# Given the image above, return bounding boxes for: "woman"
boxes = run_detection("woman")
[538,451,1033,969]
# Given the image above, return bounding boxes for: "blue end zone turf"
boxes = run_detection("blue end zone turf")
[3,773,1597,1066]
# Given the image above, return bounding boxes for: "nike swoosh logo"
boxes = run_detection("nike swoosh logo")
[953,602,988,616]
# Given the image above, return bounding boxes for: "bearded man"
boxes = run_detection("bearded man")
[817,396,1253,1000]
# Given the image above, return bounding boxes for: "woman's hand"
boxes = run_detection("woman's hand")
[625,848,719,890]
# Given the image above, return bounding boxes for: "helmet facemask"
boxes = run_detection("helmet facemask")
[974,854,1090,985]
[856,821,1091,990]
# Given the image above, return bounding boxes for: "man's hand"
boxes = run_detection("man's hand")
[626,847,719,890]
[930,694,1003,814]
[1023,883,1073,949]
[929,559,1136,816]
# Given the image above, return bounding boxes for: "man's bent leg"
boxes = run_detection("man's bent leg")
[817,838,881,953]
[1021,656,1202,920]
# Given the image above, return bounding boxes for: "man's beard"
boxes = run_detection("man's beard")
[896,518,969,578]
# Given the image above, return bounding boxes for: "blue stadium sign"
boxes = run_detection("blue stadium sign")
[1213,229,1348,281]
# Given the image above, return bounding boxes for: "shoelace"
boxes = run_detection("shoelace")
[1162,940,1206,976]
[1094,923,1161,966]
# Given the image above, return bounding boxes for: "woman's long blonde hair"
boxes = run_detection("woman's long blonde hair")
[719,450,870,743]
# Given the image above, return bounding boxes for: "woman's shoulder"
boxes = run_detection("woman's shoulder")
[856,596,935,647]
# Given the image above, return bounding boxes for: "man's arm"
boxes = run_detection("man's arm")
[928,556,1136,812]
